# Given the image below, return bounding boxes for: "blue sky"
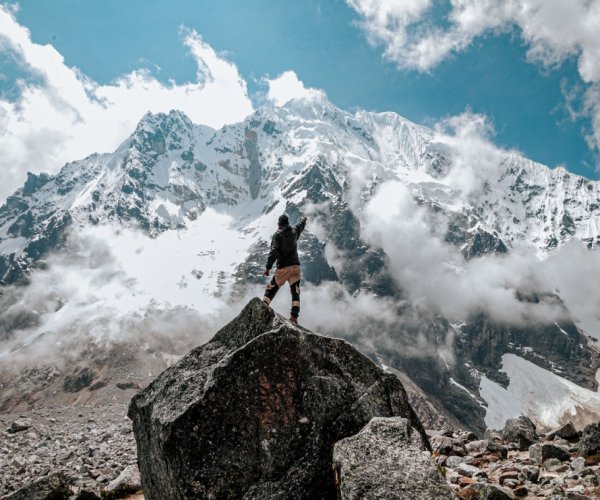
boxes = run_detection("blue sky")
[1,0,599,199]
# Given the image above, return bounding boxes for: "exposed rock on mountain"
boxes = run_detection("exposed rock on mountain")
[128,298,426,500]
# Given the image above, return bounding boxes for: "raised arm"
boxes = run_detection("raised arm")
[295,215,307,240]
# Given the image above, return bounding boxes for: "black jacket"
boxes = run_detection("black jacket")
[266,221,306,270]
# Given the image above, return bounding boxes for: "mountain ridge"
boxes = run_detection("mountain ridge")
[1,95,600,434]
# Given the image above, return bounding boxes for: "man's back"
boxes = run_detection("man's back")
[267,218,306,270]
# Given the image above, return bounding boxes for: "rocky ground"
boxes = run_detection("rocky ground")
[0,403,141,499]
[3,399,600,499]
[432,417,600,499]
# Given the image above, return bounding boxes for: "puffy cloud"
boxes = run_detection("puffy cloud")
[433,111,510,195]
[265,70,326,106]
[346,0,600,163]
[0,6,253,203]
[348,114,600,333]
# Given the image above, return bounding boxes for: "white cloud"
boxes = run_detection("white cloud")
[345,114,600,332]
[346,0,600,163]
[265,70,325,106]
[0,6,253,203]
[433,111,510,195]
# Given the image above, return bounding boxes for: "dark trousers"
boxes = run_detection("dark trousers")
[263,277,301,318]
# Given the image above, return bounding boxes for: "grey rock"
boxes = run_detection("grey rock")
[498,470,520,485]
[519,465,540,483]
[72,491,101,500]
[571,457,585,472]
[128,298,427,500]
[5,472,71,499]
[333,417,453,500]
[466,439,489,455]
[429,435,453,455]
[578,422,600,457]
[542,457,564,470]
[547,422,579,442]
[461,482,514,499]
[456,463,482,478]
[502,416,537,450]
[445,455,465,468]
[486,440,509,459]
[529,442,571,464]
[484,428,503,441]
[513,485,528,497]
[103,464,141,498]
[10,418,32,433]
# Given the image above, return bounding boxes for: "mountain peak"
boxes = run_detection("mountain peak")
[134,109,194,135]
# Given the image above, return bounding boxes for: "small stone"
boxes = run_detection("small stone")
[484,428,503,442]
[465,439,488,455]
[538,472,558,486]
[458,476,475,487]
[89,469,102,479]
[446,455,464,468]
[456,463,481,478]
[503,479,519,489]
[430,435,454,455]
[499,471,520,485]
[487,440,509,459]
[461,483,514,499]
[513,485,528,497]
[519,465,539,483]
[10,418,32,433]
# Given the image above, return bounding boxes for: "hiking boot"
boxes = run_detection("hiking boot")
[289,316,298,325]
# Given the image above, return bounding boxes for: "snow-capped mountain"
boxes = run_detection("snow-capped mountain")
[1,95,600,433]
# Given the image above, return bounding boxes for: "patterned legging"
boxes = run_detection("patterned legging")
[263,277,301,318]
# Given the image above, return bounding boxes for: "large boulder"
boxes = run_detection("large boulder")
[333,417,453,499]
[502,416,537,450]
[578,422,600,457]
[528,442,570,464]
[128,298,426,500]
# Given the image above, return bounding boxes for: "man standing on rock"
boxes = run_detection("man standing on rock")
[263,213,307,324]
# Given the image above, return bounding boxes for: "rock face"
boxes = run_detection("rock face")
[333,417,453,499]
[128,298,426,500]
